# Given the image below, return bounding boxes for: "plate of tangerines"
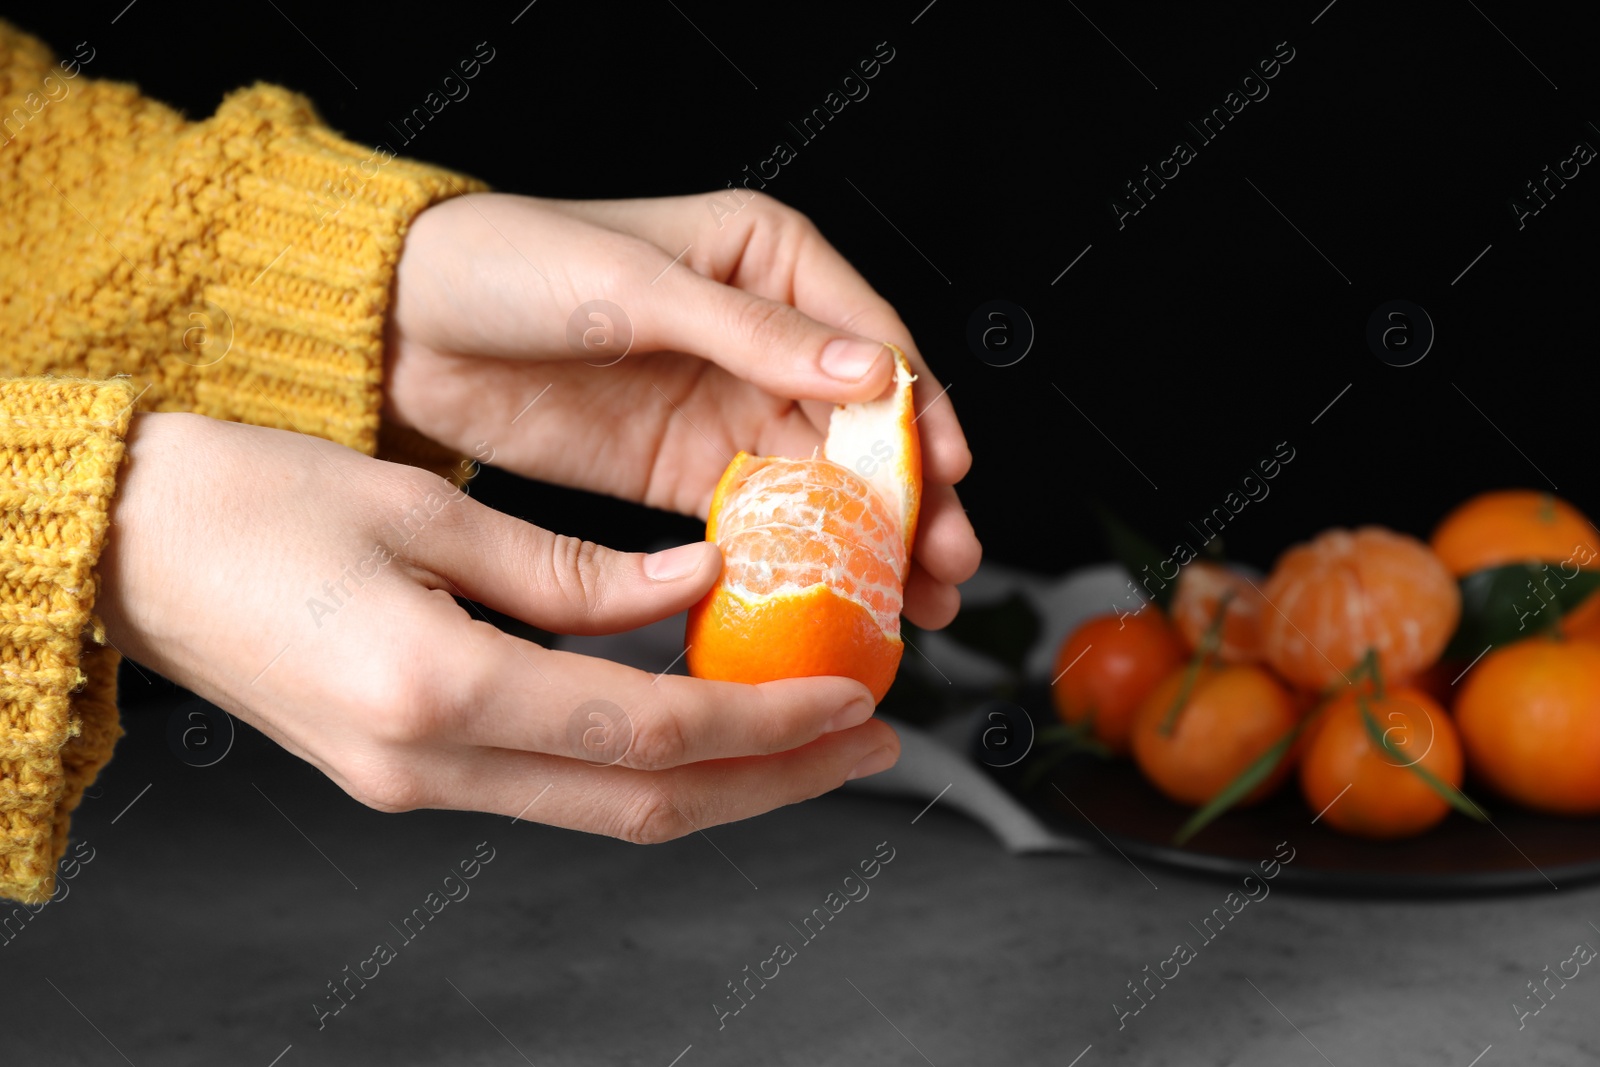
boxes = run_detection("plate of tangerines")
[979,491,1600,894]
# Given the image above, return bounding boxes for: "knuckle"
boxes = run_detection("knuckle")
[546,533,607,611]
[779,200,821,237]
[734,297,801,353]
[579,231,658,294]
[617,789,689,845]
[369,690,447,746]
[621,709,689,771]
[746,189,805,227]
[344,755,430,813]
[360,650,455,746]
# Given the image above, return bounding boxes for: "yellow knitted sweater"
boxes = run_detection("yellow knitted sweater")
[0,22,487,904]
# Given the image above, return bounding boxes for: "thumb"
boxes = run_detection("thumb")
[408,493,722,635]
[640,267,896,403]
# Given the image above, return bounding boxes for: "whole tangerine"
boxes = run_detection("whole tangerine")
[1051,609,1187,755]
[1130,664,1299,808]
[1300,687,1464,839]
[1431,490,1599,578]
[1454,637,1600,815]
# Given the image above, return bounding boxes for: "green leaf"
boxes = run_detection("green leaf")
[1091,502,1177,611]
[1172,724,1300,845]
[1021,717,1111,790]
[1444,564,1600,660]
[1358,695,1488,822]
[1034,717,1112,757]
[936,591,1042,674]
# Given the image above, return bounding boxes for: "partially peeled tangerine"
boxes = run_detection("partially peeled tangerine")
[685,345,921,702]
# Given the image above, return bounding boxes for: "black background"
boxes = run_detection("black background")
[15,1,1597,576]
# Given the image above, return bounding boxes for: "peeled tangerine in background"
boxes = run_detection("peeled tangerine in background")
[686,345,921,703]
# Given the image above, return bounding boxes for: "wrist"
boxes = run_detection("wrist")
[96,412,211,662]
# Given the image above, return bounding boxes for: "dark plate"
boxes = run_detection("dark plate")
[984,685,1600,897]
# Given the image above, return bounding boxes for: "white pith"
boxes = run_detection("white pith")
[822,356,916,546]
[717,460,907,637]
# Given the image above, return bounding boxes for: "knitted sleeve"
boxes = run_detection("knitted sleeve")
[0,21,490,902]
[0,19,488,463]
[0,378,135,904]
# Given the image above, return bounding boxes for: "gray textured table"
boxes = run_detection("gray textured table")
[9,694,1598,1066]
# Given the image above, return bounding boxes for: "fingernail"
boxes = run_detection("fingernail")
[847,746,897,781]
[825,697,875,734]
[821,338,887,382]
[644,542,713,581]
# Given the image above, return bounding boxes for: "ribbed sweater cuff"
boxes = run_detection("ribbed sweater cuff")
[0,377,137,905]
[179,85,489,459]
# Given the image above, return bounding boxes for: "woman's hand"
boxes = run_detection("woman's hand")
[95,412,899,839]
[384,191,982,628]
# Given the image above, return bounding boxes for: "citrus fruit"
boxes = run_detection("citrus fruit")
[1454,637,1600,815]
[1300,687,1463,839]
[1050,609,1187,754]
[1430,490,1599,577]
[1258,526,1460,691]
[685,345,920,703]
[1130,664,1299,808]
[1170,561,1266,663]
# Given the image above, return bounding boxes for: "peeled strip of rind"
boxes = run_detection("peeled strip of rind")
[822,344,920,563]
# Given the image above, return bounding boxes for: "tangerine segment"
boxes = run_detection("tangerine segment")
[710,455,907,635]
[1454,639,1600,815]
[685,582,903,703]
[1259,526,1460,691]
[1430,490,1599,577]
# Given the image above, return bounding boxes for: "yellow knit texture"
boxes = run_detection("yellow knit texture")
[0,378,134,906]
[0,21,488,902]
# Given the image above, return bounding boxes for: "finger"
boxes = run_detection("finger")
[438,621,880,767]
[787,236,972,488]
[548,193,972,484]
[902,557,962,631]
[417,718,901,841]
[636,267,898,405]
[400,485,721,635]
[912,483,983,586]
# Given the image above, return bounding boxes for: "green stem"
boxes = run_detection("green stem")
[1158,590,1234,737]
[1357,692,1486,822]
[1173,721,1301,845]
[1363,647,1384,700]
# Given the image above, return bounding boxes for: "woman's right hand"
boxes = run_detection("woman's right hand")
[94,412,899,840]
